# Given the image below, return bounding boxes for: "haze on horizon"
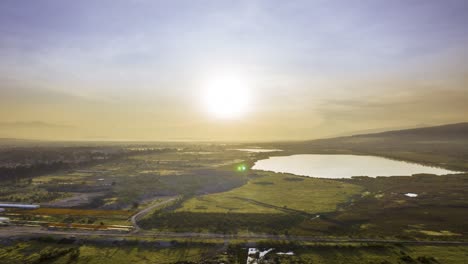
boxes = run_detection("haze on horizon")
[1,0,468,141]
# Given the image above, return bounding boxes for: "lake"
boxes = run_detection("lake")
[252,154,460,178]
[236,148,283,153]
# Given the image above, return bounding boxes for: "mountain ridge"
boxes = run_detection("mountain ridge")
[351,122,468,139]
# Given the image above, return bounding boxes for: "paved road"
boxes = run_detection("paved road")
[1,226,467,246]
[130,197,178,232]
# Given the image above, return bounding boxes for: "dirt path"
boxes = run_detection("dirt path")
[130,196,178,232]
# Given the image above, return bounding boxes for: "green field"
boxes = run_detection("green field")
[139,171,363,233]
[1,240,467,264]
[178,172,362,214]
[275,245,468,264]
[0,241,215,264]
[139,171,468,238]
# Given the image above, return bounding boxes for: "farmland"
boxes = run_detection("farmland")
[178,172,362,214]
[0,145,253,232]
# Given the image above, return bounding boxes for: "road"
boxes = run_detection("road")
[130,196,178,232]
[1,225,467,246]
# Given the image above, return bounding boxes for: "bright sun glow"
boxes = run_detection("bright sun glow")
[201,73,251,119]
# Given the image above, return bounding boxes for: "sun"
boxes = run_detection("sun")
[201,73,251,119]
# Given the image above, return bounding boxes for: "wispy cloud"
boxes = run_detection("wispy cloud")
[0,121,74,129]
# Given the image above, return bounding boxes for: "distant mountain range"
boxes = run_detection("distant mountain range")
[330,123,431,138]
[0,138,43,147]
[352,122,468,140]
[0,138,38,143]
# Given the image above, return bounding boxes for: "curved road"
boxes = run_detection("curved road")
[130,197,178,233]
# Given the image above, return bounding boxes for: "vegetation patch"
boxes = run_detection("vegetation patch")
[284,177,305,182]
[417,230,462,237]
[253,181,274,185]
[0,241,216,264]
[178,172,362,214]
[139,212,304,233]
[12,208,132,217]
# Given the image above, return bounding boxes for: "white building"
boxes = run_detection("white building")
[0,203,40,209]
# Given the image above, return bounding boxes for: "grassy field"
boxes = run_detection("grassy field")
[139,171,362,233]
[0,241,216,264]
[1,240,467,264]
[178,172,362,214]
[139,172,468,238]
[288,174,468,239]
[275,244,468,264]
[74,245,212,264]
[5,207,133,226]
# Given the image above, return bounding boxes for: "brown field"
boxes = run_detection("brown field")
[11,208,132,217]
[46,222,132,231]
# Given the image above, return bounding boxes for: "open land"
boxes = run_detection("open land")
[1,124,468,263]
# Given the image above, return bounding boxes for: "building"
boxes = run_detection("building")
[0,203,40,209]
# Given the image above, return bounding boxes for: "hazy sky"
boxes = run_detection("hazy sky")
[1,0,468,141]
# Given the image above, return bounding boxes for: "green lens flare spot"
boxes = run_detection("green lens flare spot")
[237,165,247,172]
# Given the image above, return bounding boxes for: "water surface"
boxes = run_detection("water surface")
[236,148,282,153]
[252,154,459,178]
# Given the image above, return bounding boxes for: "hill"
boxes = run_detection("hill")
[0,138,41,147]
[275,122,468,171]
[355,122,468,140]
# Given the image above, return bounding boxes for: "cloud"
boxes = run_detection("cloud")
[0,121,74,129]
[316,87,468,125]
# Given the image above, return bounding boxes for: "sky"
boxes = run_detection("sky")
[1,0,468,141]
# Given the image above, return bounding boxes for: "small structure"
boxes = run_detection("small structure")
[0,203,40,209]
[277,251,295,256]
[247,248,259,264]
[0,217,10,225]
[246,248,274,264]
[259,248,274,258]
[248,248,258,255]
